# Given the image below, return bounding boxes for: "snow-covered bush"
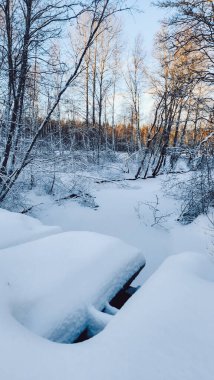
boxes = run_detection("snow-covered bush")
[165,154,214,224]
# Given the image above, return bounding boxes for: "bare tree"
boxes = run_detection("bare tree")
[155,0,214,85]
[0,0,132,201]
[135,25,211,179]
[125,34,145,151]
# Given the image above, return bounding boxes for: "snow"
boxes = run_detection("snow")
[0,249,214,380]
[33,175,211,283]
[0,208,60,249]
[96,251,214,380]
[87,306,113,337]
[0,174,213,380]
[0,231,144,343]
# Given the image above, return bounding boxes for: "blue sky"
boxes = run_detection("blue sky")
[119,1,168,121]
[122,1,167,61]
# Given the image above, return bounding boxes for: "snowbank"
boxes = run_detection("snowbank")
[0,208,60,249]
[0,231,145,343]
[0,247,213,380]
[35,175,211,284]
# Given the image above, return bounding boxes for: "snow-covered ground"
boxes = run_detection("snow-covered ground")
[0,231,144,344]
[32,175,213,283]
[0,173,213,380]
[0,208,60,249]
[0,244,213,380]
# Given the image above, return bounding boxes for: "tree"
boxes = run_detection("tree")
[155,0,214,84]
[0,0,132,201]
[135,25,210,178]
[125,34,145,151]
[68,10,121,159]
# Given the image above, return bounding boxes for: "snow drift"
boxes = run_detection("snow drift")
[0,231,145,343]
[0,208,60,249]
[0,237,213,379]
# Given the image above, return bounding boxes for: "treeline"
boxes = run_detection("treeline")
[135,1,214,178]
[14,118,213,153]
[0,0,213,202]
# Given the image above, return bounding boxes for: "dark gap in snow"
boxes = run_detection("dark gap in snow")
[74,328,90,343]
[110,264,144,309]
[110,285,140,310]
[74,266,145,343]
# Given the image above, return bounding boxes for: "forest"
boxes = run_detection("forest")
[0,1,214,380]
[0,0,212,217]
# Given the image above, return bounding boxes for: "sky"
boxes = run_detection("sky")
[61,1,167,123]
[120,1,168,121]
[122,1,167,62]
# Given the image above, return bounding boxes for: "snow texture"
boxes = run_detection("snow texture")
[0,248,213,380]
[0,175,213,380]
[34,175,211,283]
[0,231,144,344]
[0,208,60,249]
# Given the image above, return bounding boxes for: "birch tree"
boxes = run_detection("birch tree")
[125,35,145,151]
[0,0,132,201]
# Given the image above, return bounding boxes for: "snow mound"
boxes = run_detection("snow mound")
[0,236,213,380]
[0,231,145,343]
[99,251,214,380]
[0,208,60,249]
